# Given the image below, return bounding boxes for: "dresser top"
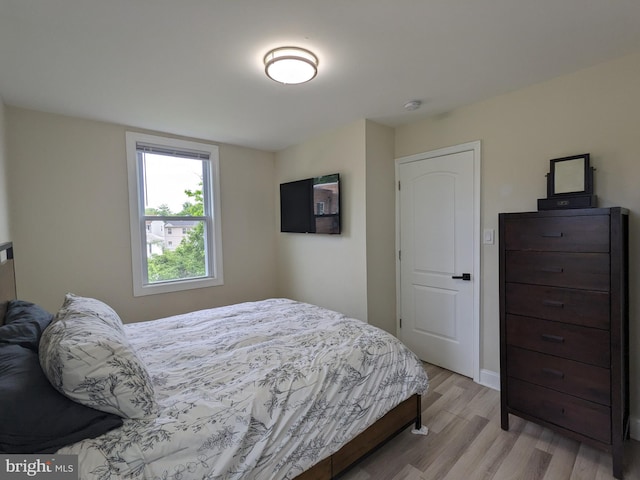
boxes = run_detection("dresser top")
[499,207,628,219]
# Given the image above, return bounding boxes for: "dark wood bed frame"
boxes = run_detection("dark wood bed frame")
[0,241,422,479]
[295,394,421,479]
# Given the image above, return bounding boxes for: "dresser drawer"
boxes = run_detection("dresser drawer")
[505,283,610,329]
[506,315,610,367]
[507,378,611,443]
[507,346,610,405]
[505,251,610,291]
[503,215,610,252]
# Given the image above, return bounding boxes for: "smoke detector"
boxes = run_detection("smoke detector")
[404,100,422,111]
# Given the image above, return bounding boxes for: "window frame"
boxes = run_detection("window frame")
[126,131,224,296]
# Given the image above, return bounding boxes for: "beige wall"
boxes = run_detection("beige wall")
[0,99,10,243]
[275,120,369,321]
[274,119,397,333]
[395,51,640,427]
[6,107,278,322]
[365,120,396,333]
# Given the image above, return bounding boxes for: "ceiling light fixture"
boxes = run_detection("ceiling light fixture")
[264,46,318,85]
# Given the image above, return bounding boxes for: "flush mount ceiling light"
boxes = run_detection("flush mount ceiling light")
[264,46,318,85]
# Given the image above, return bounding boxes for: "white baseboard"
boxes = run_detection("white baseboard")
[478,369,500,391]
[476,369,640,442]
[630,416,640,441]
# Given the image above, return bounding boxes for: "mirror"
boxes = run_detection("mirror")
[548,154,592,197]
[553,157,585,194]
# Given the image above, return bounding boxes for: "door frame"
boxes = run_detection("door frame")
[395,140,481,383]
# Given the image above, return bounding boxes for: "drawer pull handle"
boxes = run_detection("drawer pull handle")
[538,266,564,273]
[541,367,565,379]
[541,232,563,238]
[542,300,564,308]
[541,334,565,343]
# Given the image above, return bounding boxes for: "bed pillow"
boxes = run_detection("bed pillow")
[0,343,123,453]
[39,294,158,419]
[59,293,126,333]
[0,300,54,351]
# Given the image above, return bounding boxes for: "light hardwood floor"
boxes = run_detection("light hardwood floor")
[341,363,640,480]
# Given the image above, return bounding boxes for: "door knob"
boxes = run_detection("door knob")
[452,273,471,281]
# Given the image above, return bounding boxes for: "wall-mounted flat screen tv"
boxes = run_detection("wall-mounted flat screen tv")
[280,173,341,234]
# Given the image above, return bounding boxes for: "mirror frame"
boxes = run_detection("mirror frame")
[547,153,593,197]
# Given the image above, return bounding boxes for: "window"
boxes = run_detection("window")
[126,132,223,296]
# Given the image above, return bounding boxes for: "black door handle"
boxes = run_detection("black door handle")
[452,273,471,281]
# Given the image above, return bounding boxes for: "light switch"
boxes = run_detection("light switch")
[483,229,495,245]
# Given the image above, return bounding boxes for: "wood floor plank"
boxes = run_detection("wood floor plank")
[339,363,639,480]
[356,424,430,479]
[541,433,580,480]
[461,386,501,422]
[468,421,522,480]
[440,379,486,418]
[570,444,602,480]
[519,448,553,480]
[405,413,471,469]
[535,425,558,453]
[594,449,614,480]
[440,420,504,480]
[422,405,459,435]
[491,421,547,479]
[418,415,489,478]
[389,465,426,480]
[624,440,640,480]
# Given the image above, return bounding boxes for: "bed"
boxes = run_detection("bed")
[0,242,429,479]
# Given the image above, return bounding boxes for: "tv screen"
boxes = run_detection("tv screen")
[280,173,341,234]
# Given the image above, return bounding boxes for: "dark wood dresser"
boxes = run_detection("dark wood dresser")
[499,207,629,479]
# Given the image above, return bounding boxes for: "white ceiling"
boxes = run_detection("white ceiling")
[1,1,640,152]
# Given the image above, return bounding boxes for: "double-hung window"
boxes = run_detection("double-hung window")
[126,132,223,296]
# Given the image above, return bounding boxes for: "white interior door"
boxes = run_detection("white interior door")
[396,142,480,379]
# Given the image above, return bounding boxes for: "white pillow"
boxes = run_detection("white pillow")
[39,294,158,419]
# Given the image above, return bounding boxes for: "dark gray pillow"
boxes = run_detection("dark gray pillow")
[0,343,123,453]
[0,300,54,351]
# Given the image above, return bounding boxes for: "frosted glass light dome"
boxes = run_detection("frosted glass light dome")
[264,47,318,85]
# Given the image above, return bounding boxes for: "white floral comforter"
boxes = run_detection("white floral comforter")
[59,298,429,480]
